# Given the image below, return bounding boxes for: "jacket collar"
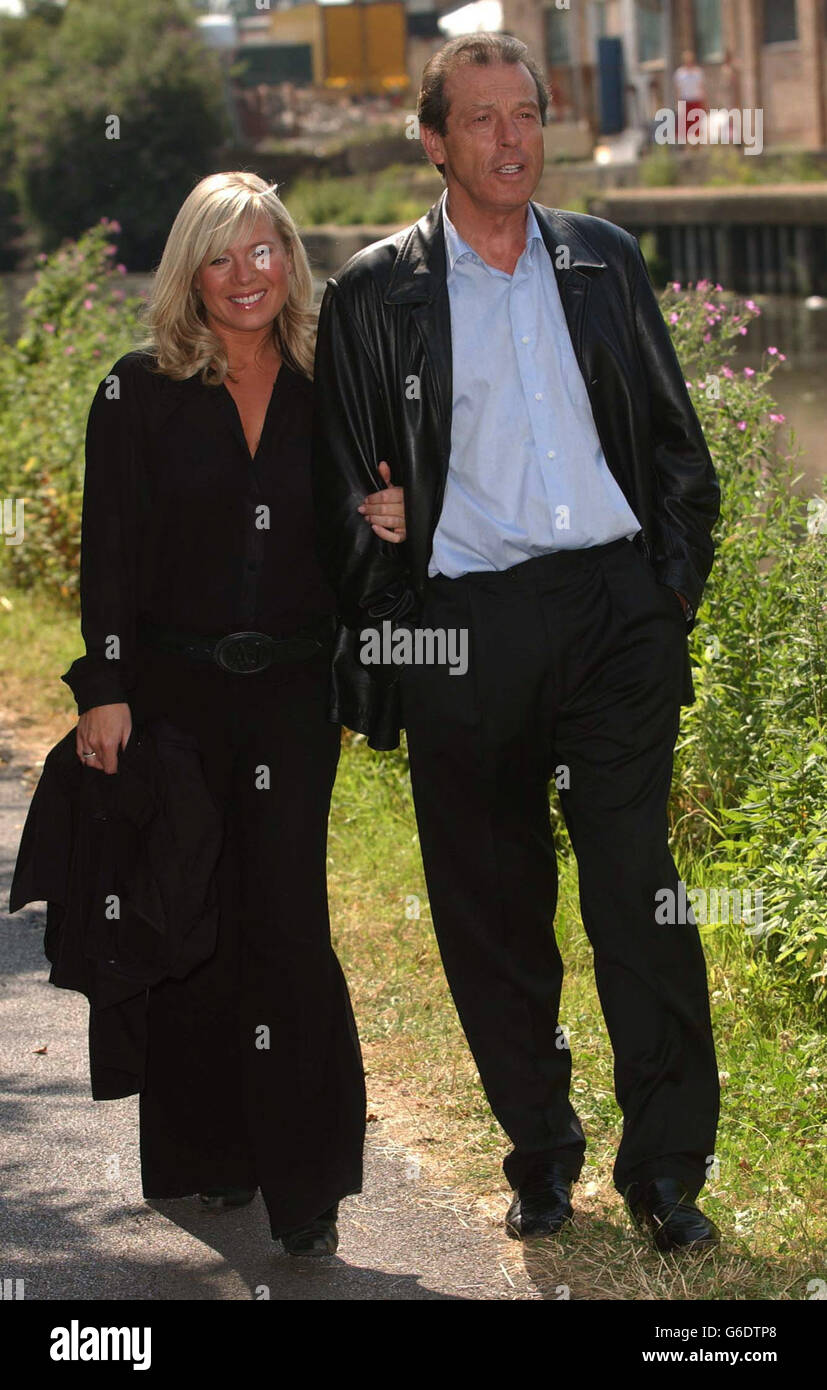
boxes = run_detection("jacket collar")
[383,186,607,305]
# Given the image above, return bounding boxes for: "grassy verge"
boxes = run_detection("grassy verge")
[3,585,825,1300]
[0,583,81,762]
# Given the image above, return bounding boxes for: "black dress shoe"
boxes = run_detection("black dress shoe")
[505,1162,575,1239]
[624,1177,720,1253]
[198,1187,257,1213]
[279,1203,339,1257]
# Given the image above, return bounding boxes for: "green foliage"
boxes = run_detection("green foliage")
[639,144,826,188]
[5,0,228,268]
[0,219,143,598]
[285,164,441,228]
[663,279,827,1008]
[640,145,681,187]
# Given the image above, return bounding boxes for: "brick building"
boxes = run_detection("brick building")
[500,0,827,151]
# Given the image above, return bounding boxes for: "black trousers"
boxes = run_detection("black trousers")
[399,537,719,1199]
[127,641,366,1237]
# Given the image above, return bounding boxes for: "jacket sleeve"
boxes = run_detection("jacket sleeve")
[61,357,143,715]
[629,240,721,618]
[311,278,416,631]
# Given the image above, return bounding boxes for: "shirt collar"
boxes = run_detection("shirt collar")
[441,187,541,273]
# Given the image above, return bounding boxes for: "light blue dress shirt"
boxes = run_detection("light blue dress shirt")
[428,189,641,579]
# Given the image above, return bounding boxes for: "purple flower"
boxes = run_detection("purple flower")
[671,281,681,291]
[669,312,679,324]
[721,366,734,379]
[83,298,93,310]
[769,413,786,423]
[116,263,127,275]
[64,345,75,355]
[703,333,711,342]
[739,327,748,335]
[744,367,755,377]
[767,346,778,355]
[778,353,787,362]
[43,322,55,333]
[737,421,747,431]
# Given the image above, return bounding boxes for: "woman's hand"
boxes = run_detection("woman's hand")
[75,702,132,775]
[357,460,406,543]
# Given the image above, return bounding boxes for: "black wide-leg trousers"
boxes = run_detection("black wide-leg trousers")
[399,537,720,1200]
[127,641,366,1238]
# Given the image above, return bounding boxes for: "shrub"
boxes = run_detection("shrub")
[9,0,228,269]
[663,279,827,1008]
[0,219,143,598]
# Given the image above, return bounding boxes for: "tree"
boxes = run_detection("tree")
[10,0,229,268]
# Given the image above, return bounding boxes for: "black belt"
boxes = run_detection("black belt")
[137,615,335,674]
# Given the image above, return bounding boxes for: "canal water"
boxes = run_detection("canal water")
[739,296,826,492]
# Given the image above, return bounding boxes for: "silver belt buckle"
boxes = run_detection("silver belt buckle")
[213,630,275,673]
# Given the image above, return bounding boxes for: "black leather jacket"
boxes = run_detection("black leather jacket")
[311,192,720,750]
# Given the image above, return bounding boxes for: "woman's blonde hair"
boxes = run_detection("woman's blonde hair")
[138,171,316,384]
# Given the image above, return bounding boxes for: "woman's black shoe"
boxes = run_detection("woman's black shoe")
[198,1187,258,1212]
[279,1203,339,1257]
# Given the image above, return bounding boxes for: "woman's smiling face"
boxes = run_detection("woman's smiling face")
[193,213,293,335]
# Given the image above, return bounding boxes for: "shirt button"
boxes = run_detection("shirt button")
[547,450,556,459]
[521,335,530,344]
[535,392,543,400]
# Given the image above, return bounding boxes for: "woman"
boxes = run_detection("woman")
[62,171,406,1255]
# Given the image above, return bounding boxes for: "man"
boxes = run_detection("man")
[312,33,721,1253]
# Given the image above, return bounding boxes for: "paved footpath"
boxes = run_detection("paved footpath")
[0,732,541,1302]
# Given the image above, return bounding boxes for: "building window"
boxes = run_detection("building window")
[545,4,572,65]
[763,0,798,44]
[636,0,665,64]
[693,0,722,61]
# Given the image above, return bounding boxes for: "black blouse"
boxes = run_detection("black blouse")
[61,349,336,715]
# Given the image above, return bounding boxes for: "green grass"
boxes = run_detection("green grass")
[0,581,81,747]
[3,585,826,1299]
[639,146,827,188]
[286,162,443,227]
[330,733,827,1298]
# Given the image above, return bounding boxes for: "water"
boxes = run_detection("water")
[736,296,827,492]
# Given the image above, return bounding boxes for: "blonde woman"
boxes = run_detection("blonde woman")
[61,171,404,1256]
